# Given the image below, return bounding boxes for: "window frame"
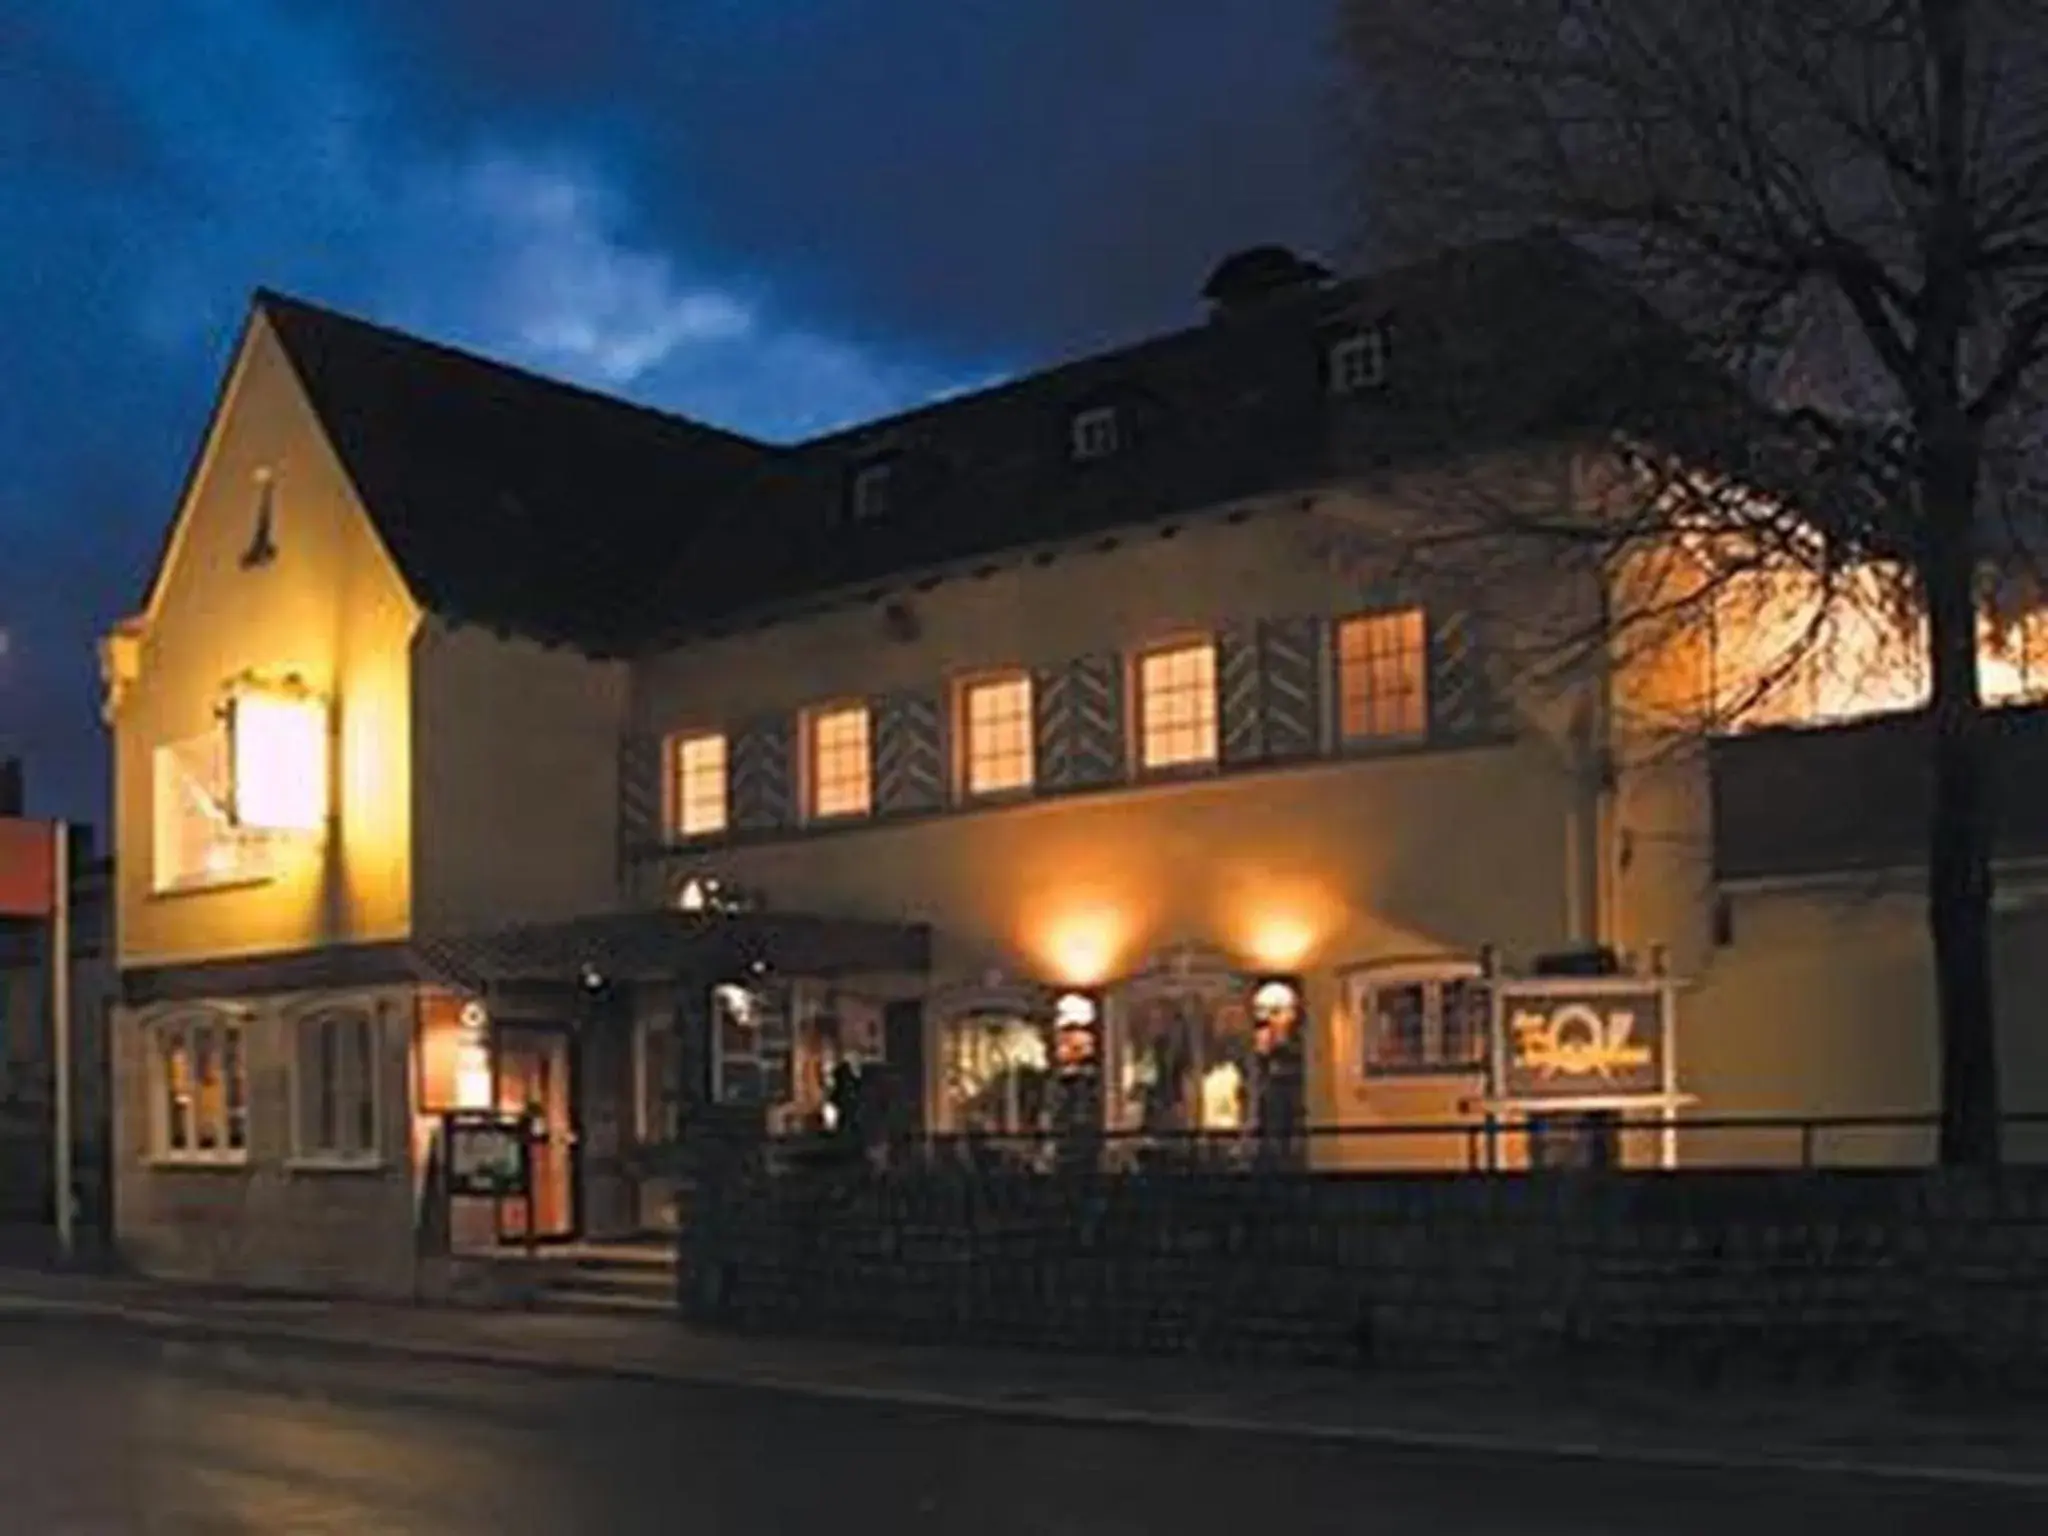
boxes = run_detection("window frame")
[150,727,272,896]
[805,700,874,822]
[1334,607,1430,746]
[1070,404,1121,462]
[1134,637,1221,775]
[1345,959,1492,1079]
[289,1005,383,1169]
[667,730,730,840]
[149,1011,250,1167]
[848,458,895,523]
[957,670,1036,800]
[1328,325,1389,396]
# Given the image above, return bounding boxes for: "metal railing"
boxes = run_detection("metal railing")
[722,1110,2048,1176]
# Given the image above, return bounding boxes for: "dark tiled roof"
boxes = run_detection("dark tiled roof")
[228,234,1718,656]
[635,233,1717,644]
[259,293,775,654]
[1710,705,2048,883]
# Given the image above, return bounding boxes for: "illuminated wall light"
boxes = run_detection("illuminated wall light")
[1244,914,1318,972]
[454,998,493,1110]
[1037,908,1126,987]
[229,685,330,833]
[1054,991,1099,1029]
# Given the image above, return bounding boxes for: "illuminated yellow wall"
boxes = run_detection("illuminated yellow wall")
[107,313,419,966]
[410,621,628,933]
[636,500,1598,1161]
[1606,537,2048,1158]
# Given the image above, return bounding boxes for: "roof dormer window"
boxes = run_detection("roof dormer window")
[1070,405,1121,462]
[1328,325,1389,396]
[847,457,896,523]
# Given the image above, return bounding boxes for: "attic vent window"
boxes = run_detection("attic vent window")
[1070,405,1121,462]
[848,459,895,523]
[1329,326,1389,396]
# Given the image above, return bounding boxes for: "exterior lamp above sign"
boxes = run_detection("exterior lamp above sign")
[226,680,329,833]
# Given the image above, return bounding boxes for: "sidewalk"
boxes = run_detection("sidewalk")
[2,1266,2047,1489]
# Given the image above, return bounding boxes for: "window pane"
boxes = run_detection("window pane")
[1366,984,1428,1070]
[673,733,728,837]
[161,1028,192,1153]
[943,1013,1051,1134]
[1139,643,1218,769]
[223,1025,247,1151]
[810,705,871,818]
[193,1025,221,1150]
[963,675,1034,796]
[1338,609,1428,741]
[347,1015,376,1156]
[317,1016,339,1152]
[1439,980,1491,1068]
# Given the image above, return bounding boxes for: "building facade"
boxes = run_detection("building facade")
[99,236,2048,1298]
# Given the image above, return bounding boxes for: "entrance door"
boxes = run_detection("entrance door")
[496,1026,576,1241]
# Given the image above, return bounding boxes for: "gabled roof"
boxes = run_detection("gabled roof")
[257,292,777,654]
[153,234,1724,657]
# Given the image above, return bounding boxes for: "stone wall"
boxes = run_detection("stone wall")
[681,1158,2048,1390]
[113,986,421,1300]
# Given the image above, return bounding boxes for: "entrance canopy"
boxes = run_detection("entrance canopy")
[410,910,931,994]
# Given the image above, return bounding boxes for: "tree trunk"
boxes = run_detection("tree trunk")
[1921,436,2001,1166]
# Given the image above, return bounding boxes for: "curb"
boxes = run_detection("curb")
[4,1293,2047,1494]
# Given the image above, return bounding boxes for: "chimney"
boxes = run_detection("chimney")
[0,758,21,817]
[1200,245,1333,318]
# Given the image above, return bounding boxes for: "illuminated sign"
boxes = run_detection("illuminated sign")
[445,1112,529,1198]
[1498,984,1667,1100]
[228,686,329,833]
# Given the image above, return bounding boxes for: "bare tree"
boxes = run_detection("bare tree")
[1338,0,2048,1164]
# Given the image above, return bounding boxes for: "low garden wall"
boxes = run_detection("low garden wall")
[679,1154,2048,1391]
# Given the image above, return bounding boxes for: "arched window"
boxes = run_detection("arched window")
[287,1002,382,1164]
[927,980,1055,1137]
[145,1006,248,1165]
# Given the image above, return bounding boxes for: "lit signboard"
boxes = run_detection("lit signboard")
[228,687,329,833]
[1496,983,1669,1100]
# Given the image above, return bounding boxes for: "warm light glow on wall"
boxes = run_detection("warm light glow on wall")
[230,686,330,832]
[1243,914,1319,971]
[1034,907,1127,986]
[1706,560,2048,732]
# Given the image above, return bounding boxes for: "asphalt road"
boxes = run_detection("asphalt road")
[1,1314,2044,1535]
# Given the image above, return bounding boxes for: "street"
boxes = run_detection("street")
[0,1313,2042,1535]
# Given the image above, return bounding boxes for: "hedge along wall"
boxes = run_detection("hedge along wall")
[678,1159,2048,1390]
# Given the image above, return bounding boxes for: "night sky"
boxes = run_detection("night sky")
[0,1,1347,831]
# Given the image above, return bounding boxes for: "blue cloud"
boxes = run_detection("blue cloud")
[0,0,1338,820]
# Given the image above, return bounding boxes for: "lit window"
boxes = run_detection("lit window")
[940,1010,1053,1134]
[1337,609,1428,741]
[849,459,894,523]
[670,732,728,838]
[151,1014,248,1163]
[1071,405,1120,462]
[1329,326,1388,395]
[962,674,1034,796]
[808,703,872,819]
[292,1008,381,1164]
[1138,641,1219,770]
[1347,963,1489,1075]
